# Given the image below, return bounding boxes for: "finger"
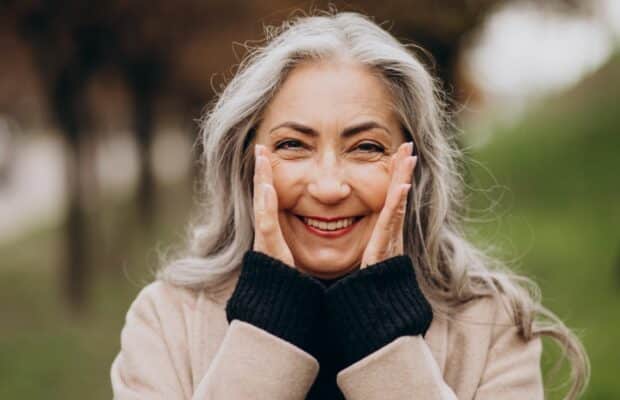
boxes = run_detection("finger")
[254,147,276,238]
[254,144,275,206]
[367,176,405,261]
[252,146,265,251]
[367,144,409,256]
[254,146,270,211]
[374,144,412,227]
[390,154,415,246]
[399,142,415,184]
[260,145,274,187]
[251,149,294,266]
[255,147,280,238]
[262,182,295,267]
[257,146,277,230]
[392,183,411,254]
[253,146,262,212]
[405,155,417,184]
[377,167,412,238]
[389,151,397,175]
[258,183,277,235]
[263,182,276,218]
[388,143,404,189]
[391,149,416,254]
[388,142,410,196]
[385,180,409,231]
[254,165,271,251]
[395,152,416,201]
[362,143,414,267]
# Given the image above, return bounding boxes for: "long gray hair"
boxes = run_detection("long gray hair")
[156,9,589,399]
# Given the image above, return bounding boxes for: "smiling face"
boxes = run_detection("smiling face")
[253,59,407,279]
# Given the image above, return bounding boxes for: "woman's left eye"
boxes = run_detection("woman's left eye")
[356,142,386,153]
[275,139,304,150]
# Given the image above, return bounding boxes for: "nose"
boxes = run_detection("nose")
[307,150,351,204]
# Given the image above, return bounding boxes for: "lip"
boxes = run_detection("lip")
[296,215,362,238]
[301,215,358,222]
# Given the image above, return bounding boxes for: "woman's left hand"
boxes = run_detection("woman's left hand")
[360,141,417,269]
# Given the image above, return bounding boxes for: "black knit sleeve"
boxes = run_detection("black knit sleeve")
[225,250,326,357]
[325,254,433,367]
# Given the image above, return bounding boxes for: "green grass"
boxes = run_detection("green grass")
[463,55,620,399]
[0,180,194,399]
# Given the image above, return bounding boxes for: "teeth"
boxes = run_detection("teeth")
[302,217,356,231]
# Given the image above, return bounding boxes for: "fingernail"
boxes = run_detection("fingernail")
[408,141,414,155]
[255,144,261,157]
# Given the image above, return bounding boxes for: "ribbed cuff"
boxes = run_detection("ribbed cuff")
[325,255,433,367]
[225,250,326,357]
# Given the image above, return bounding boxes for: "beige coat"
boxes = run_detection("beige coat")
[110,272,544,399]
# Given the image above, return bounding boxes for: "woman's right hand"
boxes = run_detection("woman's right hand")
[252,143,295,267]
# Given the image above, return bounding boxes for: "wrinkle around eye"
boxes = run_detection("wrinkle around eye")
[273,149,390,165]
[269,157,283,169]
[355,153,390,165]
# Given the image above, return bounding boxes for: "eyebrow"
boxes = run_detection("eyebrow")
[269,121,392,139]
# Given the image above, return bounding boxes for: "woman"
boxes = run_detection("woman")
[110,10,589,400]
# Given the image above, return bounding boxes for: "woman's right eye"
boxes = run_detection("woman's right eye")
[275,139,304,150]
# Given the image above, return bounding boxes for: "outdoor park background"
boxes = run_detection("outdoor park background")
[1,1,619,399]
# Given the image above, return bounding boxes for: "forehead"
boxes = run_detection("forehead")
[259,59,399,130]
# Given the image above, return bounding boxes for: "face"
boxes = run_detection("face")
[253,59,407,279]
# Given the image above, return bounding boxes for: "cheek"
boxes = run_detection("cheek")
[350,161,391,211]
[270,159,306,209]
[271,157,392,211]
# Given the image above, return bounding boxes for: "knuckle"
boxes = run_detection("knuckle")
[258,219,275,234]
[394,206,406,218]
[376,249,388,261]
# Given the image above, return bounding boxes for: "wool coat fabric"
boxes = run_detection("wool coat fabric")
[110,260,544,399]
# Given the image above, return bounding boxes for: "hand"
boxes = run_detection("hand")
[252,143,295,267]
[360,141,417,269]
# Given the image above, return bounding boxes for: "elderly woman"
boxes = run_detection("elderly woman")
[110,10,589,400]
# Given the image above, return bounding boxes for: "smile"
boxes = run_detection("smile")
[295,214,363,238]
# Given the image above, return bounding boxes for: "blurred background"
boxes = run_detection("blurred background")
[0,0,618,398]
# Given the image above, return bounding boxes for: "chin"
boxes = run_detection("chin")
[294,253,361,279]
[282,211,365,277]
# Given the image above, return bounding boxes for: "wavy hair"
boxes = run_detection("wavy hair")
[156,8,589,399]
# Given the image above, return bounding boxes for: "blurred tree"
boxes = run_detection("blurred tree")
[0,0,250,309]
[0,118,17,187]
[0,0,586,310]
[353,0,590,101]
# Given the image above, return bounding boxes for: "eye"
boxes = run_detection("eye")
[274,139,386,154]
[356,141,386,154]
[274,139,305,150]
